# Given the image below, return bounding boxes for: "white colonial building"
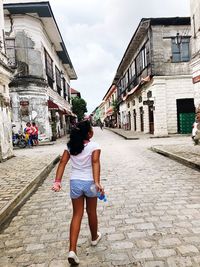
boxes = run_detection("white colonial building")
[114,17,194,136]
[0,0,13,162]
[190,0,200,113]
[102,85,118,128]
[3,1,77,141]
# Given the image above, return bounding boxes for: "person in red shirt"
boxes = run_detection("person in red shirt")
[24,122,33,147]
[31,122,39,145]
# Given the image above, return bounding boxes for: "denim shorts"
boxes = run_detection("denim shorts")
[70,180,97,199]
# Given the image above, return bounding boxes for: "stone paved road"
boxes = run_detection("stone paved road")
[1,129,200,267]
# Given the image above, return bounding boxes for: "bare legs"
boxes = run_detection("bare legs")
[69,196,84,253]
[86,197,98,241]
[69,196,98,252]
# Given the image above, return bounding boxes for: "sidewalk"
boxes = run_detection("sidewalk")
[105,127,152,139]
[106,127,190,140]
[151,143,200,170]
[0,147,60,229]
[107,127,200,170]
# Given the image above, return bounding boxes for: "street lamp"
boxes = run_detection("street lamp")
[175,32,182,46]
[60,70,64,79]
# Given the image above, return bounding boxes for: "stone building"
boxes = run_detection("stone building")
[114,17,194,136]
[3,1,77,141]
[91,101,106,126]
[190,0,200,113]
[102,85,118,128]
[0,0,13,162]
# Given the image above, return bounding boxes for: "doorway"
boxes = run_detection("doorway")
[177,98,195,134]
[140,107,144,132]
[133,109,137,131]
[148,105,154,134]
[127,111,131,130]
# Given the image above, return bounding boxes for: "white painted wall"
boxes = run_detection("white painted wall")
[165,76,194,133]
[152,76,194,135]
[0,0,13,161]
[125,75,194,136]
[119,102,127,129]
[0,0,5,53]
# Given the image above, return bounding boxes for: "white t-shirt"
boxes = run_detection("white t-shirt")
[66,141,101,181]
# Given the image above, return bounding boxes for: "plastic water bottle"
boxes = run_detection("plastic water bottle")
[90,184,107,202]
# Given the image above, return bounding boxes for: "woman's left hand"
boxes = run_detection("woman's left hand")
[95,182,104,195]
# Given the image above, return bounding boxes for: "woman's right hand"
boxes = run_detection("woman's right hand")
[51,181,61,192]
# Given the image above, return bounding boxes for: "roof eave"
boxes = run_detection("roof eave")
[4,1,77,80]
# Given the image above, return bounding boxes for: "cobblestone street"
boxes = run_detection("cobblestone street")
[1,128,200,267]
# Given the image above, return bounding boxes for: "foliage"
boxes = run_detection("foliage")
[72,97,88,121]
[112,99,118,114]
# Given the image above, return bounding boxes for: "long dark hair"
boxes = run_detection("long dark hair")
[67,120,92,155]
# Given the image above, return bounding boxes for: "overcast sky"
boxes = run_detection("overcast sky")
[49,0,190,114]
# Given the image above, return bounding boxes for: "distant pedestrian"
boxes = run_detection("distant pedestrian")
[100,121,103,130]
[32,122,39,145]
[52,120,104,265]
[24,122,33,147]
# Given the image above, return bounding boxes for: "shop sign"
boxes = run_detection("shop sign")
[193,75,200,84]
[143,100,154,106]
[20,101,29,106]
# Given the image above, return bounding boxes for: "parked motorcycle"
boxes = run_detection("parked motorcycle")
[12,132,27,148]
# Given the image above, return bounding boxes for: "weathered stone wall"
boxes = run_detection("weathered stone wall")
[9,82,50,136]
[0,0,5,53]
[190,0,200,112]
[190,0,200,56]
[0,0,13,161]
[4,13,72,140]
[151,25,191,76]
[0,94,13,161]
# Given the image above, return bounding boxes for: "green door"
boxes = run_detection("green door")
[179,113,195,134]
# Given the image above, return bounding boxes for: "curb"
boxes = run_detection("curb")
[13,142,55,150]
[151,146,200,171]
[0,155,60,229]
[106,128,190,140]
[106,128,139,140]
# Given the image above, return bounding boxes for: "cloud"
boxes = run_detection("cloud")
[49,0,190,113]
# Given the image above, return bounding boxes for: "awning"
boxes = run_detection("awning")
[121,75,151,101]
[48,100,59,110]
[106,107,114,116]
[48,100,71,115]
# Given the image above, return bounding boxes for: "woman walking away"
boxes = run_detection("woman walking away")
[52,120,104,265]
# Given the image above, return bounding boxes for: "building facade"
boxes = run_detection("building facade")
[91,101,106,126]
[0,0,13,162]
[4,1,77,141]
[114,17,194,136]
[70,88,81,99]
[190,0,200,113]
[102,85,118,128]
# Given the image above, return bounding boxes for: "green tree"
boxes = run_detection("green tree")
[112,99,118,115]
[72,97,88,121]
